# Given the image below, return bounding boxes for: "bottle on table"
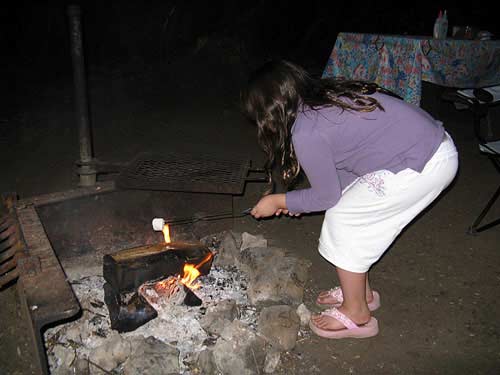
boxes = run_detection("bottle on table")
[441,10,448,39]
[433,10,448,39]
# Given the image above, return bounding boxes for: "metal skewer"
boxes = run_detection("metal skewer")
[152,208,253,228]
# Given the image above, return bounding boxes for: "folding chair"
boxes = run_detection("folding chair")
[443,85,500,234]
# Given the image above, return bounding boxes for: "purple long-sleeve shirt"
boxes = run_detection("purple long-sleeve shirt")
[285,92,445,213]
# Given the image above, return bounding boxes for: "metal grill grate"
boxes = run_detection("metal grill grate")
[115,152,253,194]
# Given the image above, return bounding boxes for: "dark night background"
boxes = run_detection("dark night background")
[3,2,499,85]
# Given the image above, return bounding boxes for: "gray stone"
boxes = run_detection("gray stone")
[213,231,241,267]
[196,348,217,374]
[229,230,243,249]
[63,326,82,343]
[296,303,312,327]
[122,336,180,375]
[199,299,237,335]
[128,335,148,353]
[238,246,285,275]
[88,351,117,373]
[258,305,300,351]
[199,232,221,247]
[72,358,90,375]
[240,248,311,305]
[200,230,242,250]
[263,350,281,374]
[240,232,267,251]
[203,317,232,337]
[211,320,267,375]
[51,345,76,375]
[109,332,132,363]
[88,332,131,372]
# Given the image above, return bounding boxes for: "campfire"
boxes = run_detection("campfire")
[44,229,312,374]
[103,220,214,332]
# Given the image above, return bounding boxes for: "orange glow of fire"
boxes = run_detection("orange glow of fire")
[180,252,214,290]
[155,276,179,295]
[180,264,201,289]
[162,224,171,243]
[156,225,214,291]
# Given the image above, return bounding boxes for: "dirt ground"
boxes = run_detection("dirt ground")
[2,43,500,374]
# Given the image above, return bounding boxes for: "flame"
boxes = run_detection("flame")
[162,224,171,243]
[180,252,214,290]
[180,264,201,289]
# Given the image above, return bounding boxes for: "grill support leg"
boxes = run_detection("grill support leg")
[67,4,96,186]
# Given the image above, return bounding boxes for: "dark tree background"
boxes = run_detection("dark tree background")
[3,1,498,86]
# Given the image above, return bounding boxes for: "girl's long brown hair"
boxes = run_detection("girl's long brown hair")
[240,60,395,191]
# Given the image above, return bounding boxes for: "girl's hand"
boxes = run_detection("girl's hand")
[250,194,286,219]
[276,209,301,217]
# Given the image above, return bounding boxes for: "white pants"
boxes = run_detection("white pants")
[318,133,459,273]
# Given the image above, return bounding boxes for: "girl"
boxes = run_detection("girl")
[241,60,458,339]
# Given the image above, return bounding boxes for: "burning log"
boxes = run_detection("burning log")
[103,241,213,294]
[103,240,213,332]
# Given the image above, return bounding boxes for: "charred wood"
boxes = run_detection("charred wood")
[103,283,157,333]
[103,241,213,293]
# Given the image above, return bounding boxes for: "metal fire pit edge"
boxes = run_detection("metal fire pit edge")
[10,182,116,374]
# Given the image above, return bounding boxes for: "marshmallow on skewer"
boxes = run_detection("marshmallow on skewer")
[152,218,165,231]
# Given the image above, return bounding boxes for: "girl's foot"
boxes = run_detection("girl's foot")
[316,287,381,311]
[311,305,371,332]
[309,307,379,339]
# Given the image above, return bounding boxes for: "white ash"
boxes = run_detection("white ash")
[196,265,258,329]
[196,265,249,305]
[44,276,111,373]
[44,264,253,374]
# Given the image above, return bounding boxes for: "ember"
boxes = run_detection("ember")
[139,275,203,309]
[155,275,179,294]
[141,276,180,305]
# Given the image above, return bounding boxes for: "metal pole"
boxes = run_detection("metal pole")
[67,4,96,186]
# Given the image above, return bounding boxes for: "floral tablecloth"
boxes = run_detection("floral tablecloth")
[322,32,500,105]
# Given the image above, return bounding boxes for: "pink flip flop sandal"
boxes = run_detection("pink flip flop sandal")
[316,286,381,311]
[309,307,379,339]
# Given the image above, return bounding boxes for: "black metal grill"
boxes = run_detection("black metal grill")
[115,152,260,195]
